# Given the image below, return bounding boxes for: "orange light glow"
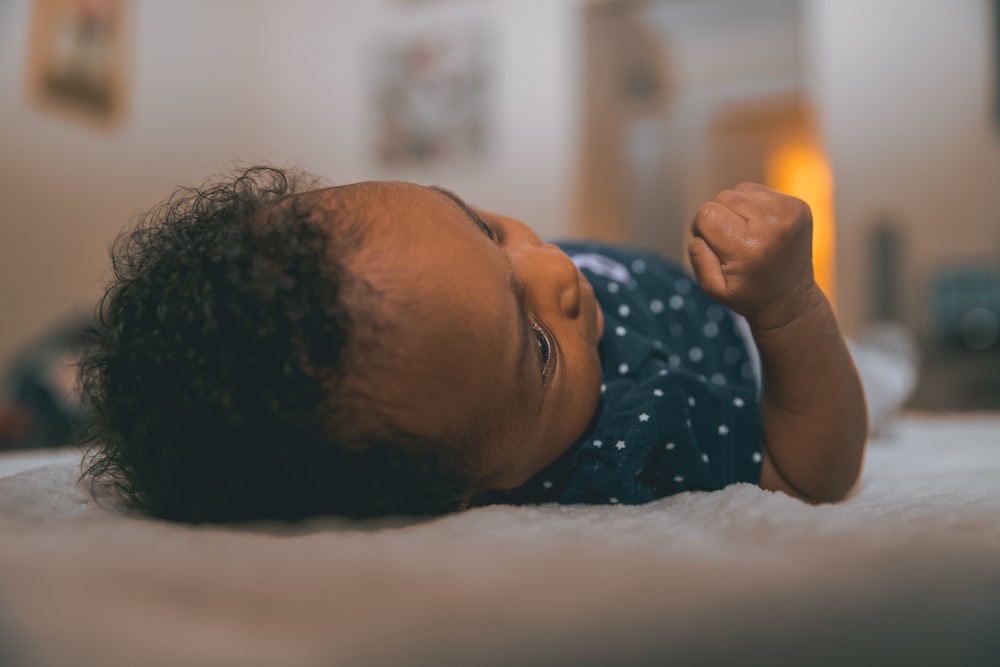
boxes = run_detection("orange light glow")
[765,136,837,307]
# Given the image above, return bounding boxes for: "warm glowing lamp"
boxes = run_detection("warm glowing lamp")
[765,136,837,307]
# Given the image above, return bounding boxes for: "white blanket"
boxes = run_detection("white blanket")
[1,413,999,667]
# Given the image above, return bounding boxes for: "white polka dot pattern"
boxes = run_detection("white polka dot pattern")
[509,244,763,508]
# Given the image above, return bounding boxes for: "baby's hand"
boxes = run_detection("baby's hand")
[688,183,821,331]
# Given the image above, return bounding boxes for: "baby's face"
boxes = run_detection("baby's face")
[321,182,604,490]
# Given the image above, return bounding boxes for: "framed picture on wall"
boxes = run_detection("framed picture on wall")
[25,0,132,130]
[370,21,495,167]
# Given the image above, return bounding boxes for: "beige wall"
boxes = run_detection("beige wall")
[806,0,1000,335]
[610,0,1000,338]
[2,0,998,364]
[259,0,584,238]
[0,0,282,362]
[0,0,586,363]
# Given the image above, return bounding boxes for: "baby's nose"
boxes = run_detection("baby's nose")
[541,244,581,319]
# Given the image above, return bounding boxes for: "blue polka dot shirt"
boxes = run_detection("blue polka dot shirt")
[502,242,764,506]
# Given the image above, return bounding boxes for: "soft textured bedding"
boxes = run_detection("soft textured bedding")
[1,413,999,667]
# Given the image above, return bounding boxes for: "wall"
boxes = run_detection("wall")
[627,0,1000,337]
[260,0,584,238]
[639,0,802,258]
[0,0,586,363]
[805,0,1000,335]
[0,0,282,362]
[3,0,997,363]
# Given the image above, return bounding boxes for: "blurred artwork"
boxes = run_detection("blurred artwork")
[26,0,131,129]
[371,22,494,166]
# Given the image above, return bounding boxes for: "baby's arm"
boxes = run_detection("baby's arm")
[688,183,868,503]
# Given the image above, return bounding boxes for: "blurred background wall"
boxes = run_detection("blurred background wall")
[0,0,583,364]
[1,0,998,408]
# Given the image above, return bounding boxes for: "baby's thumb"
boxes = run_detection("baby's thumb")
[688,237,727,300]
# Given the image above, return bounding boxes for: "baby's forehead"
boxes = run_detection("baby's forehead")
[306,180,430,212]
[277,182,430,254]
[307,181,473,273]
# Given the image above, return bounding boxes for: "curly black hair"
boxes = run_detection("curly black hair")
[78,166,478,523]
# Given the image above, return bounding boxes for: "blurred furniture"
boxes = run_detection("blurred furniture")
[906,266,1000,412]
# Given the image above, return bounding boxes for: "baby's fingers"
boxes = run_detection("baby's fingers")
[691,201,744,253]
[688,236,727,301]
[714,182,772,218]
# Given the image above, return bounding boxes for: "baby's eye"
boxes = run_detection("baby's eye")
[479,217,499,244]
[533,327,551,365]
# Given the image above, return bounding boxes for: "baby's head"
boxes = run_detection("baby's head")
[79,167,604,522]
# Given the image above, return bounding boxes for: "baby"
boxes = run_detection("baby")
[78,167,868,522]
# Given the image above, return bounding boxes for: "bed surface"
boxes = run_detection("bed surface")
[2,413,999,667]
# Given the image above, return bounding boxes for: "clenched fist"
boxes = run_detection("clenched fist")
[688,182,822,332]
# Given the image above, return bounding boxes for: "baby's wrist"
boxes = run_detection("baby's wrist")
[746,282,826,334]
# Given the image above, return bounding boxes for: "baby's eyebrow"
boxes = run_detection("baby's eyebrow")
[429,186,496,241]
